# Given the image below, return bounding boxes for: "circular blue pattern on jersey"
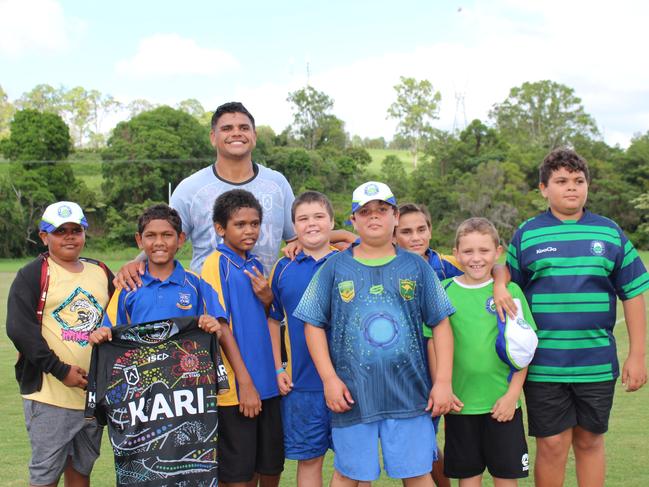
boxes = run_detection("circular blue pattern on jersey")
[363,312,399,348]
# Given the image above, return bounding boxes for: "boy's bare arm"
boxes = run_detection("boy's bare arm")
[430,318,462,416]
[492,264,517,320]
[113,251,146,291]
[218,322,262,417]
[426,337,437,382]
[305,323,354,413]
[492,367,527,422]
[268,317,292,395]
[622,294,648,392]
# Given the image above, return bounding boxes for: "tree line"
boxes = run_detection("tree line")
[0,79,647,258]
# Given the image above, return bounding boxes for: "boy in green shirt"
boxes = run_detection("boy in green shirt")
[443,217,537,487]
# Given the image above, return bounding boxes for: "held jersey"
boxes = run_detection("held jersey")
[85,317,228,486]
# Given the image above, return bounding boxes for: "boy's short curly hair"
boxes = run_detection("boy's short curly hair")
[539,148,590,186]
[291,191,334,223]
[212,189,263,228]
[455,217,500,248]
[138,203,182,235]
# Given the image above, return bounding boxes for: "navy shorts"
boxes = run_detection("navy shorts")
[281,390,331,460]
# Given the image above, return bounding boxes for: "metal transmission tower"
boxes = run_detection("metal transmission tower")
[452,90,467,133]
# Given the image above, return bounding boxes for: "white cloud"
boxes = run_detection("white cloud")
[239,0,648,147]
[115,34,240,78]
[0,0,80,56]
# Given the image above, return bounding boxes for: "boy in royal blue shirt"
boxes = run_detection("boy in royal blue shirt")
[269,191,341,487]
[201,189,284,487]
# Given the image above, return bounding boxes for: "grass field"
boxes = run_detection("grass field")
[1,254,648,486]
[365,149,416,174]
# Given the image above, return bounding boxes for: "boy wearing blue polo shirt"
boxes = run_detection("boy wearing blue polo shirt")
[268,191,338,487]
[295,182,457,487]
[201,189,284,487]
[506,149,649,487]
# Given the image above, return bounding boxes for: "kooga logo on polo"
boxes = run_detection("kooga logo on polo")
[536,246,557,254]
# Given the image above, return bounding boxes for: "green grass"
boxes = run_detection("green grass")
[366,149,417,174]
[0,255,648,485]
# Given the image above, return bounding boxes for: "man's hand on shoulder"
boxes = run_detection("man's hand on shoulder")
[114,259,146,291]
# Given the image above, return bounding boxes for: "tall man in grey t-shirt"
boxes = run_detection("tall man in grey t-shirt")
[170,102,295,275]
[116,102,296,289]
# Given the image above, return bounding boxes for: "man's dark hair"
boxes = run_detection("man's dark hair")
[212,189,263,228]
[138,203,182,235]
[539,148,590,186]
[211,102,255,130]
[291,191,334,223]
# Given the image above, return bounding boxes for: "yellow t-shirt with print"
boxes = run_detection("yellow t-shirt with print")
[23,258,109,410]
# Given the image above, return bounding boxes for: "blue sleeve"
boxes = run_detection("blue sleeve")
[198,279,228,321]
[612,230,649,300]
[293,262,333,329]
[269,259,286,322]
[419,261,455,328]
[507,227,528,288]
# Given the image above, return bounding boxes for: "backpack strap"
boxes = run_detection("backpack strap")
[37,253,50,325]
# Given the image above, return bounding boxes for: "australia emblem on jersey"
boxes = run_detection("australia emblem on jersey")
[399,279,416,301]
[176,292,192,310]
[485,297,497,315]
[590,240,605,256]
[53,286,103,346]
[338,280,355,303]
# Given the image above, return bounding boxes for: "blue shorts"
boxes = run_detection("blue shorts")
[332,414,436,481]
[281,390,331,460]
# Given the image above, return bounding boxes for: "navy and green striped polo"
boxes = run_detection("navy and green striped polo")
[507,209,649,383]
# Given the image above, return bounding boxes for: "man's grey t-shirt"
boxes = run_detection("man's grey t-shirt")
[170,163,296,275]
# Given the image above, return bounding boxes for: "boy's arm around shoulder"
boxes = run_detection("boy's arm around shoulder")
[6,264,70,383]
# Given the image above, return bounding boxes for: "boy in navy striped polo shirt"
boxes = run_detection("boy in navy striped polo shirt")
[506,148,649,487]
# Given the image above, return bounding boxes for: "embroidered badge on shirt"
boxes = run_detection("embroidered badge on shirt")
[399,279,416,301]
[177,292,193,310]
[338,280,355,303]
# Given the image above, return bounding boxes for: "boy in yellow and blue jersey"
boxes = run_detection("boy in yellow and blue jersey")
[201,189,284,487]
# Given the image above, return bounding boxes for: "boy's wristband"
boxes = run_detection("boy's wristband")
[276,367,285,375]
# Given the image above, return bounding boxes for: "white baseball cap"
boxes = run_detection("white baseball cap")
[39,201,88,233]
[351,181,397,214]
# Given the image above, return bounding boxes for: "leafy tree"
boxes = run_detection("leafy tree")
[380,155,409,199]
[177,98,207,120]
[490,80,598,151]
[0,109,71,161]
[619,131,649,191]
[0,84,15,139]
[287,86,335,150]
[102,106,213,211]
[15,84,64,113]
[387,76,441,167]
[127,99,157,118]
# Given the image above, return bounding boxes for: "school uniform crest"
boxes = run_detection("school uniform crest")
[338,280,355,303]
[176,292,192,310]
[399,279,416,301]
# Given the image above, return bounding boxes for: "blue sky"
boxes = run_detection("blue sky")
[1,0,648,147]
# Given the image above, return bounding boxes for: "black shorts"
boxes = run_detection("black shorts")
[523,380,616,437]
[444,409,529,479]
[218,396,285,483]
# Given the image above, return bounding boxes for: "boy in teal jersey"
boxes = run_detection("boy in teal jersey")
[443,217,536,486]
[506,149,649,487]
[295,182,457,487]
[201,189,284,487]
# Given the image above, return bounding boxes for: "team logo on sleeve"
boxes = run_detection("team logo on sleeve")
[338,281,355,303]
[590,240,605,256]
[485,297,497,315]
[176,292,193,310]
[399,279,416,301]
